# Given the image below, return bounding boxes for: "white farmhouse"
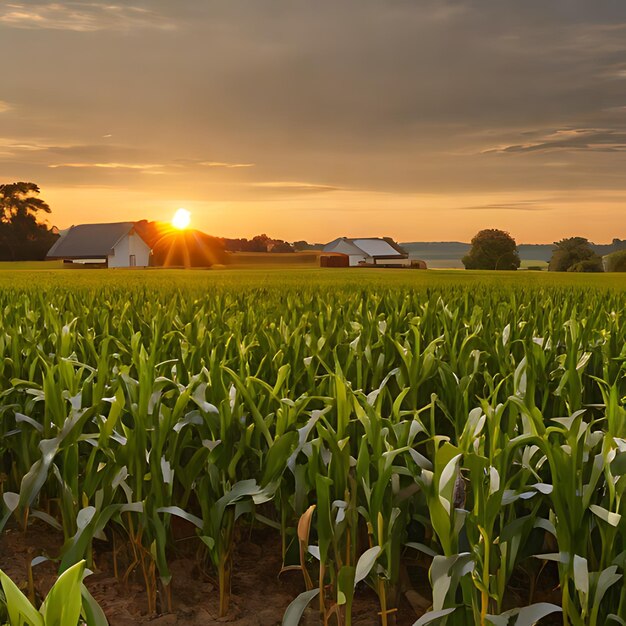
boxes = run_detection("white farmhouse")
[323,237,409,267]
[46,222,151,268]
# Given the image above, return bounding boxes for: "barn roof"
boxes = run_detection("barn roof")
[351,238,406,258]
[324,237,407,259]
[46,222,147,259]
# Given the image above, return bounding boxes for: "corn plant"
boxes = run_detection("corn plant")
[0,560,108,626]
[0,270,623,626]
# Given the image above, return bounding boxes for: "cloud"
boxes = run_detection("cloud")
[0,138,51,152]
[458,201,549,212]
[48,161,164,170]
[251,181,341,194]
[171,159,255,169]
[197,161,255,169]
[0,2,174,32]
[0,100,10,113]
[47,157,255,173]
[484,129,626,154]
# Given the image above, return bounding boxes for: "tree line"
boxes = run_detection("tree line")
[462,228,613,272]
[220,233,295,253]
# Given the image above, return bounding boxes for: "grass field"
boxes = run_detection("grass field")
[0,268,624,625]
[0,260,65,270]
[0,265,623,289]
[227,251,323,267]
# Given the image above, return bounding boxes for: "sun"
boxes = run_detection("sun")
[172,208,191,230]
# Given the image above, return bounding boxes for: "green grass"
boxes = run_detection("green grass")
[0,260,64,270]
[520,259,549,269]
[0,266,623,291]
[226,251,323,268]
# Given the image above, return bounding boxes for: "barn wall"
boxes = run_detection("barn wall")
[129,233,151,266]
[108,233,151,268]
[320,255,350,268]
[348,254,371,266]
[109,235,130,268]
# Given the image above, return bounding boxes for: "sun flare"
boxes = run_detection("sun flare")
[172,208,191,230]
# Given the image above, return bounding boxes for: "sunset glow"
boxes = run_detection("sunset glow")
[172,208,191,230]
[1,2,624,243]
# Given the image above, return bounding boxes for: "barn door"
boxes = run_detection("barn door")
[129,254,136,267]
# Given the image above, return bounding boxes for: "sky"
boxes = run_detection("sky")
[1,0,625,243]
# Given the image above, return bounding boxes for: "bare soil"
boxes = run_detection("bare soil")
[0,522,422,625]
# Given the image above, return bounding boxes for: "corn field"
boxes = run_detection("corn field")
[0,270,625,625]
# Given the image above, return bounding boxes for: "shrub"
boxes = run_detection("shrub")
[605,249,626,272]
[567,258,604,272]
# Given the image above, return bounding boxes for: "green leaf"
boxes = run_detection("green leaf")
[0,569,44,626]
[80,583,109,626]
[594,566,622,608]
[282,589,320,626]
[610,452,626,476]
[412,608,456,626]
[156,506,203,529]
[41,560,86,626]
[573,555,588,596]
[354,546,381,585]
[486,602,561,626]
[337,566,355,606]
[406,542,438,558]
[589,504,621,527]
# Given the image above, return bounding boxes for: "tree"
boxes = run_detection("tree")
[462,229,520,270]
[549,237,603,272]
[269,240,294,253]
[605,249,626,272]
[0,182,58,261]
[248,234,272,252]
[568,259,604,272]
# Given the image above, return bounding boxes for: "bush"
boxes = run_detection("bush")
[567,258,604,272]
[549,237,603,272]
[605,249,626,272]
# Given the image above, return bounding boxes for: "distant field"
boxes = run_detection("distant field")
[226,250,322,267]
[411,256,550,270]
[0,254,322,271]
[0,266,623,290]
[414,257,464,269]
[520,259,548,269]
[0,260,65,270]
[0,256,558,272]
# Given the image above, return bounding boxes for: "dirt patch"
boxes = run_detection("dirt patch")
[0,522,420,625]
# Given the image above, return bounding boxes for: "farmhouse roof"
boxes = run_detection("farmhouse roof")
[325,237,408,259]
[46,222,148,259]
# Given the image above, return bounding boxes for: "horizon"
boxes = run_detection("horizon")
[2,1,626,242]
[52,219,622,246]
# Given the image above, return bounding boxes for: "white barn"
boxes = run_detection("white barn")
[46,222,151,268]
[323,237,409,267]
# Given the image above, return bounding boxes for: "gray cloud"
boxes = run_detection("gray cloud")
[250,181,341,194]
[458,201,549,212]
[48,161,164,170]
[0,2,174,32]
[1,0,626,240]
[48,158,255,171]
[485,129,626,154]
